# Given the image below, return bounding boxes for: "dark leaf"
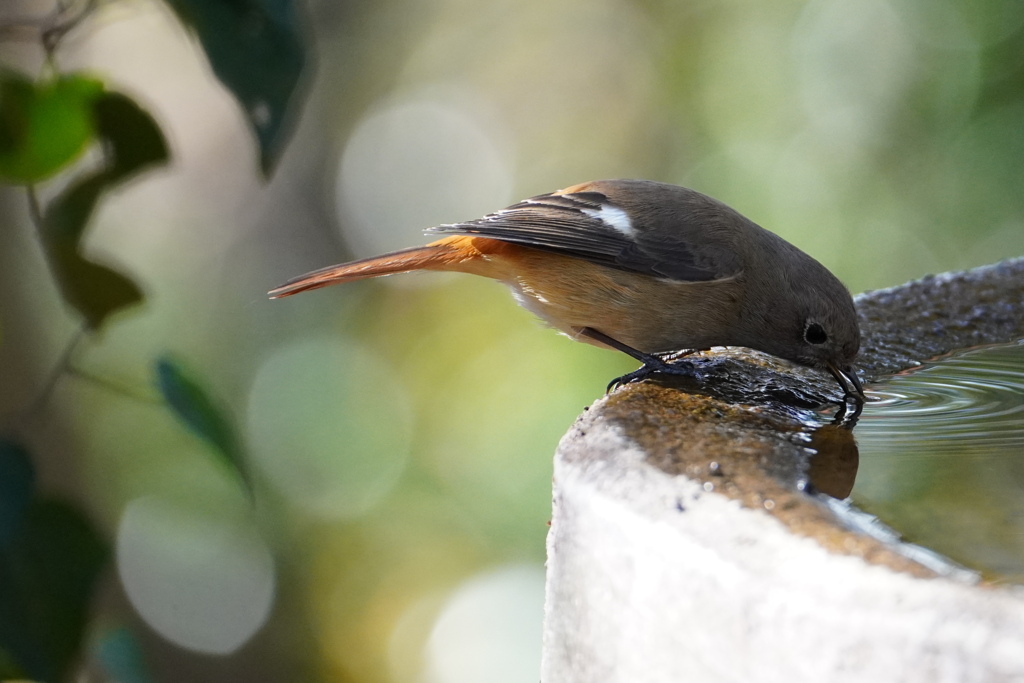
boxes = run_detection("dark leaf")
[155,357,250,491]
[45,245,145,330]
[0,438,34,549]
[0,499,109,682]
[42,170,105,243]
[163,0,310,175]
[43,174,145,329]
[39,87,167,329]
[0,71,103,184]
[92,91,169,178]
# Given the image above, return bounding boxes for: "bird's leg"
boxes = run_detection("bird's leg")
[578,327,700,392]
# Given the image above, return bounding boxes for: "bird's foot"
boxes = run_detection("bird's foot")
[606,356,700,393]
[574,327,704,393]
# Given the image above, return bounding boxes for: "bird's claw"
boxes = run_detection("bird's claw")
[606,357,699,393]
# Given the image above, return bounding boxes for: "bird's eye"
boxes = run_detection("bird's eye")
[804,322,828,344]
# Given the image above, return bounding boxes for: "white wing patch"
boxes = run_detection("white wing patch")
[582,204,634,237]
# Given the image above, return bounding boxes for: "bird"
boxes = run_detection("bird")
[269,179,864,401]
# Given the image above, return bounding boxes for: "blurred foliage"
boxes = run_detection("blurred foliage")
[0,70,99,183]
[40,86,167,329]
[0,70,164,329]
[0,0,309,680]
[0,438,108,683]
[0,438,34,548]
[0,0,1023,681]
[163,0,308,174]
[156,356,250,493]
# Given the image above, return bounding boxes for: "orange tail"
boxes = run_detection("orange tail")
[269,236,498,298]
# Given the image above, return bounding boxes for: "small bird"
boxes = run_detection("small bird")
[270,179,864,400]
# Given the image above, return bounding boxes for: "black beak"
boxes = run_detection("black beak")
[826,362,866,402]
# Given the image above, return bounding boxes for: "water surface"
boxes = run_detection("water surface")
[850,341,1024,581]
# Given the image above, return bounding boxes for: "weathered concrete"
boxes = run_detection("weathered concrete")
[542,258,1024,683]
[855,258,1024,378]
[544,417,1024,683]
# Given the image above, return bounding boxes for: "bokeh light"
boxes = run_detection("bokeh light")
[337,88,514,257]
[247,335,412,519]
[116,495,275,655]
[793,0,915,151]
[423,564,545,683]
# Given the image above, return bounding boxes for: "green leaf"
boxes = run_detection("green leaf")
[155,357,250,492]
[40,87,167,329]
[0,438,34,549]
[0,499,108,683]
[162,0,309,175]
[0,71,103,183]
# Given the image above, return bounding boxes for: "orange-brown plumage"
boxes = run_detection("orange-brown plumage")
[269,180,865,399]
[268,236,509,296]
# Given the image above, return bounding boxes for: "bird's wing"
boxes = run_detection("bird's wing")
[426,190,734,282]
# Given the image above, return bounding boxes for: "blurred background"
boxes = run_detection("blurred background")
[1,0,1023,680]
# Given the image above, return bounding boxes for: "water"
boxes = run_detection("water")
[848,341,1024,582]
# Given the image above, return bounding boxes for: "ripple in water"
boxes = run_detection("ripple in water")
[862,341,1024,454]
[851,340,1024,582]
